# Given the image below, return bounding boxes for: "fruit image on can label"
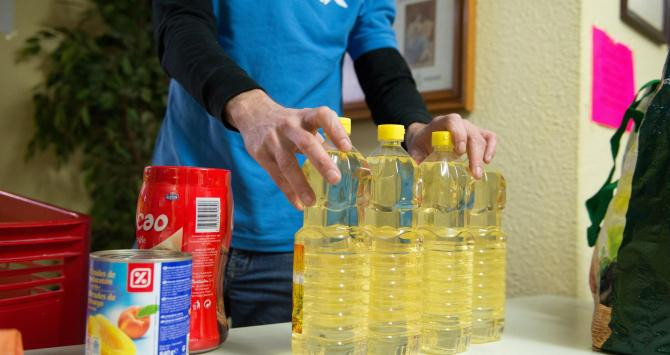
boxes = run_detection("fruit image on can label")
[88,313,136,355]
[118,305,157,339]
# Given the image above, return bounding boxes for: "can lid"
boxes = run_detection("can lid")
[90,249,192,263]
[143,166,231,188]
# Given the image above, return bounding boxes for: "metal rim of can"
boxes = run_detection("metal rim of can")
[90,249,192,263]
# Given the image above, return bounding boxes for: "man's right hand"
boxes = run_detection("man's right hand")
[225,89,352,210]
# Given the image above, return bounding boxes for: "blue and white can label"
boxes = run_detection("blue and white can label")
[86,250,192,355]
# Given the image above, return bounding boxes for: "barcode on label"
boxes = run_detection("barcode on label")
[195,197,220,233]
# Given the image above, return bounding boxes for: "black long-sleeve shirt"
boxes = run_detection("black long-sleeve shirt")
[152,0,432,128]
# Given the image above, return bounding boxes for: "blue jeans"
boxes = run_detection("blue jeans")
[224,248,294,327]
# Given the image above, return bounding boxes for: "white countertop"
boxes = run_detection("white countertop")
[27,295,595,355]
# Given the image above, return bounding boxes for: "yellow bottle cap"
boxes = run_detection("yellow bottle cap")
[431,131,454,149]
[377,124,405,141]
[339,117,351,135]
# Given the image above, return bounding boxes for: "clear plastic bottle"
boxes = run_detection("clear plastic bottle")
[292,117,371,354]
[468,167,506,343]
[364,124,422,355]
[416,131,473,354]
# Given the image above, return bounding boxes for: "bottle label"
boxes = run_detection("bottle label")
[291,244,305,334]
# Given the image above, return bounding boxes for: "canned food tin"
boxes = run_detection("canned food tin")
[85,249,192,355]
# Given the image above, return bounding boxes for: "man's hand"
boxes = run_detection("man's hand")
[406,114,497,179]
[226,89,351,210]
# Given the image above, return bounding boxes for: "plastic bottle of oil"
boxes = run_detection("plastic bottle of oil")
[292,117,371,355]
[364,124,421,355]
[468,166,506,343]
[416,131,473,354]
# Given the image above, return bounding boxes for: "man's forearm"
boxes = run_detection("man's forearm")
[153,0,261,123]
[353,47,432,127]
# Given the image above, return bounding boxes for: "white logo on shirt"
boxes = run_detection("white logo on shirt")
[320,0,348,9]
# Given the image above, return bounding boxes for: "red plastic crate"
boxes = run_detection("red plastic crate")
[0,191,90,350]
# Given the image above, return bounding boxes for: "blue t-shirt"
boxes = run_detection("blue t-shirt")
[152,0,397,252]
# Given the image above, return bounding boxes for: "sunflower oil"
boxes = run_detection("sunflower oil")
[292,117,371,354]
[416,131,473,354]
[468,169,506,344]
[364,124,421,355]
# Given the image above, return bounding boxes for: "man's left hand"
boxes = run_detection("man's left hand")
[406,114,497,179]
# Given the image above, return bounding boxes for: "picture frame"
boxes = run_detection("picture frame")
[342,0,476,120]
[620,0,669,44]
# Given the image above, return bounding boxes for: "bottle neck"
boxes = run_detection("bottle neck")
[379,139,403,147]
[433,145,453,152]
[324,134,351,149]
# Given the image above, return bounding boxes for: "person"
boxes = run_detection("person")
[152,0,497,327]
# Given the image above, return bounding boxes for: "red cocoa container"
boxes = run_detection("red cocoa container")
[135,166,233,353]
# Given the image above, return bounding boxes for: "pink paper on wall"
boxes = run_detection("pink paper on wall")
[592,26,636,131]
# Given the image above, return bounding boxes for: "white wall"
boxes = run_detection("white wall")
[465,0,581,296]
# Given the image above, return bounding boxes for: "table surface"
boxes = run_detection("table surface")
[27,295,595,355]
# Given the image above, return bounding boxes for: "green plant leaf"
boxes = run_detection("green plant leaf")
[140,88,152,103]
[101,92,116,109]
[38,29,55,38]
[137,304,158,318]
[80,106,91,127]
[120,56,132,75]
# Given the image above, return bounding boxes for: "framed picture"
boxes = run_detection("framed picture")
[343,0,476,120]
[620,0,669,44]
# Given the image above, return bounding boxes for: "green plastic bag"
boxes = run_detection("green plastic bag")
[587,53,670,354]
